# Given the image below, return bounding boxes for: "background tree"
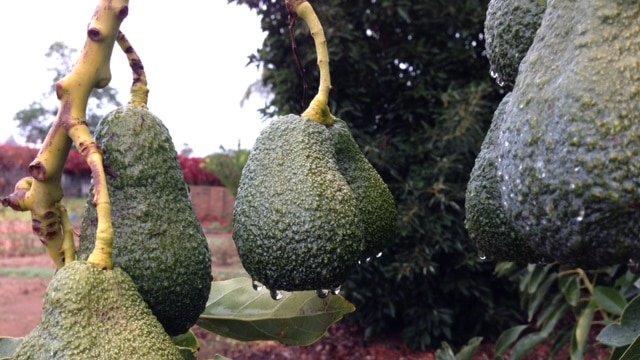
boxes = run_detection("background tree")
[203,143,250,196]
[228,0,522,350]
[14,42,121,144]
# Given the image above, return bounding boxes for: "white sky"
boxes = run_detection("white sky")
[0,1,270,157]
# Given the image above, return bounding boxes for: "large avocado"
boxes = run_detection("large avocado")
[233,114,365,293]
[497,0,640,268]
[465,93,546,263]
[12,261,183,360]
[328,119,397,259]
[79,105,212,336]
[484,0,546,88]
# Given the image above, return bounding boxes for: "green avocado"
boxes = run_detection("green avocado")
[484,0,546,87]
[234,114,394,293]
[465,93,546,263]
[79,105,212,336]
[497,0,640,268]
[11,261,183,360]
[328,119,397,259]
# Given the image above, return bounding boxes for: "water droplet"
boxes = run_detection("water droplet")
[376,252,383,258]
[365,257,372,263]
[576,208,585,222]
[478,251,487,260]
[316,289,330,298]
[331,284,342,295]
[252,280,264,291]
[270,289,283,301]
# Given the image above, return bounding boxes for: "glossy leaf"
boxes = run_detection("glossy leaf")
[619,335,640,360]
[527,271,557,322]
[571,302,596,360]
[494,325,528,359]
[456,336,483,360]
[197,278,356,346]
[594,286,627,317]
[509,332,549,360]
[172,330,199,359]
[598,294,640,347]
[0,337,22,359]
[559,275,581,307]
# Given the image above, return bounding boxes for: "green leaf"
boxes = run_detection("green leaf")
[527,271,557,321]
[172,330,199,359]
[0,337,22,359]
[594,286,627,317]
[571,302,596,360]
[619,335,640,360]
[509,332,549,360]
[559,274,581,307]
[527,264,553,295]
[435,342,456,360]
[177,347,197,360]
[455,336,482,360]
[196,278,356,346]
[494,325,528,359]
[598,294,640,347]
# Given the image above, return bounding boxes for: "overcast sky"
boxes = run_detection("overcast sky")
[0,1,270,157]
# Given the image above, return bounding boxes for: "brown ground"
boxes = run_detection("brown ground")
[0,228,611,359]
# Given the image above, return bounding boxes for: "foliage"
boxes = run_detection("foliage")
[491,262,640,359]
[202,144,250,196]
[0,144,221,186]
[0,144,38,173]
[13,42,122,144]
[228,0,522,349]
[178,155,222,186]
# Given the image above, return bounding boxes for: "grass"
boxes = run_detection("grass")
[0,268,55,279]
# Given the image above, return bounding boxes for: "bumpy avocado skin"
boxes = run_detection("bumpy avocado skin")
[78,106,212,336]
[484,0,546,87]
[465,93,545,263]
[233,114,365,292]
[12,261,183,360]
[497,0,640,268]
[329,118,397,259]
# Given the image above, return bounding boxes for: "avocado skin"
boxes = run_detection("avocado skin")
[328,119,397,259]
[233,114,365,292]
[12,261,182,360]
[497,0,640,268]
[484,0,546,87]
[79,106,212,336]
[465,93,546,263]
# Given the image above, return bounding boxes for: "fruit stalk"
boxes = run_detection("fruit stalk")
[116,31,149,108]
[0,0,129,269]
[287,0,334,126]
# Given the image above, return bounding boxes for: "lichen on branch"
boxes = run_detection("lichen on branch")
[286,0,335,126]
[0,0,129,270]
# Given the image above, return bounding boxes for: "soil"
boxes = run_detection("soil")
[0,230,611,360]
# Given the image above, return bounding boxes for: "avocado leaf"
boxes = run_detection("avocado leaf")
[197,278,355,346]
[0,337,23,359]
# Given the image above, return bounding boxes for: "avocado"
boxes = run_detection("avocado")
[328,118,397,259]
[484,0,546,88]
[12,261,183,360]
[465,93,546,263]
[233,114,366,293]
[496,0,640,268]
[79,105,212,336]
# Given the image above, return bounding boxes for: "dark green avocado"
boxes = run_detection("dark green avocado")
[79,105,212,336]
[496,0,640,268]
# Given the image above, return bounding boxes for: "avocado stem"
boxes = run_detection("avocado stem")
[116,31,149,108]
[287,0,335,126]
[0,0,128,270]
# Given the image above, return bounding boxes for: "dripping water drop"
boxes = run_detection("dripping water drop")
[252,280,264,291]
[331,284,342,295]
[270,289,283,301]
